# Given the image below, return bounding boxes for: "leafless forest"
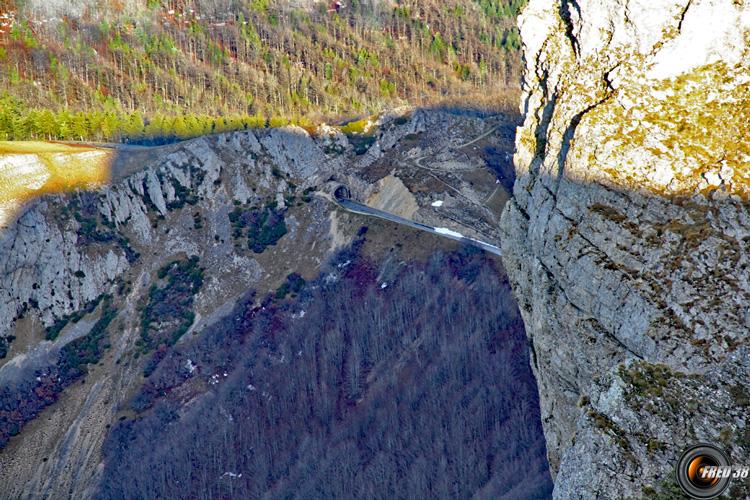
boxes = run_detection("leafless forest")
[98,243,552,499]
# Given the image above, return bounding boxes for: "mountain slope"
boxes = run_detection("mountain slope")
[0,108,551,498]
[0,0,523,142]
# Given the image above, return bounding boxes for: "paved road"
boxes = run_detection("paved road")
[336,199,502,257]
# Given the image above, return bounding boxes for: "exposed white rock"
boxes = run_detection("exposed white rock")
[366,175,419,219]
[261,127,328,179]
[0,154,51,191]
[145,170,167,216]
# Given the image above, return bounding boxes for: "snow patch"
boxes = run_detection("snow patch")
[324,273,339,284]
[435,227,464,238]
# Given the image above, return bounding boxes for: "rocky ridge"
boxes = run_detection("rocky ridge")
[0,128,333,344]
[0,108,505,362]
[500,0,750,497]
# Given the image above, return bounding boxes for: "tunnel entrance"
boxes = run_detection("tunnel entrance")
[334,185,352,201]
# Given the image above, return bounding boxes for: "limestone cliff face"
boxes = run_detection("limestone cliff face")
[0,130,331,344]
[500,0,750,497]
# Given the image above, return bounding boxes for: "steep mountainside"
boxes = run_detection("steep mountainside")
[0,109,551,498]
[0,0,523,142]
[500,0,750,497]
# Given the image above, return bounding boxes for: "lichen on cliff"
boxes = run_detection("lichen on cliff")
[582,61,750,198]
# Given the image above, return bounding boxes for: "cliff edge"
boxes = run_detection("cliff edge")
[500,0,750,497]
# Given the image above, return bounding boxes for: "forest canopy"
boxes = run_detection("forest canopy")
[0,0,525,142]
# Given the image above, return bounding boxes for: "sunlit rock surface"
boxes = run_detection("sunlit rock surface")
[0,142,113,227]
[500,0,750,497]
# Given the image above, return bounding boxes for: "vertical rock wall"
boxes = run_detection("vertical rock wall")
[500,1,750,497]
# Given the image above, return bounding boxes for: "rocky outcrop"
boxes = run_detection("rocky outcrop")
[2,111,493,360]
[0,130,337,355]
[500,0,750,497]
[366,175,419,219]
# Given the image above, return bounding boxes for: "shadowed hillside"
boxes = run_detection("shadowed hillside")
[98,244,553,499]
